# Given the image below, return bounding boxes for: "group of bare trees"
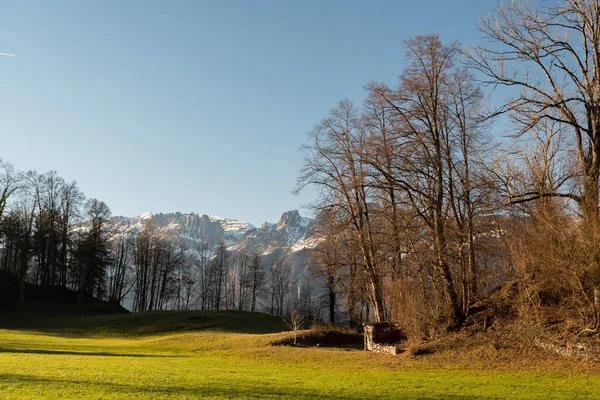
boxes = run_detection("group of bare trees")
[0,163,112,305]
[301,0,600,335]
[126,223,271,313]
[471,0,600,332]
[225,252,264,312]
[130,224,186,312]
[299,35,494,331]
[193,240,266,312]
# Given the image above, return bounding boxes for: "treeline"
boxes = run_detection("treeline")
[300,0,600,338]
[0,167,112,304]
[0,166,310,316]
[126,226,269,314]
[116,223,324,316]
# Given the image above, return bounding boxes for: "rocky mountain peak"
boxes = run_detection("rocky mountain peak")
[276,210,302,229]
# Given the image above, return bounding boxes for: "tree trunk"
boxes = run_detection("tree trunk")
[328,275,336,324]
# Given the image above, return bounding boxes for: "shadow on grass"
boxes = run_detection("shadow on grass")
[0,347,182,358]
[0,373,492,400]
[0,310,288,338]
[272,329,364,350]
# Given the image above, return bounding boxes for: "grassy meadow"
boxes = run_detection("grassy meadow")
[0,310,599,399]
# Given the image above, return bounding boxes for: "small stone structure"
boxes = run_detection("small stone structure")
[363,322,406,355]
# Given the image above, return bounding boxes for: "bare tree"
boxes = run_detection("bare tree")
[0,160,21,220]
[297,100,387,322]
[283,307,305,345]
[309,208,345,324]
[234,253,251,311]
[212,240,229,310]
[73,199,112,305]
[470,0,600,228]
[195,238,211,310]
[132,222,153,312]
[268,258,291,316]
[58,180,84,288]
[369,35,472,327]
[107,236,132,305]
[249,252,264,312]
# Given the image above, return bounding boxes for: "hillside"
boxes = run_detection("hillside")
[0,271,128,317]
[1,310,287,335]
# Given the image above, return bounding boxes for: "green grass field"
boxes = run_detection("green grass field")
[1,310,599,399]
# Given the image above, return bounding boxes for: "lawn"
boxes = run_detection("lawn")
[0,310,598,399]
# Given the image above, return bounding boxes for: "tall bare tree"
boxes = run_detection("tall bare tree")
[249,252,264,312]
[309,208,345,324]
[369,35,471,327]
[298,100,387,322]
[470,0,600,228]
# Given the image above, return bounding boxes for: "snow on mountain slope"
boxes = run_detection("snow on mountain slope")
[208,215,255,236]
[107,210,317,259]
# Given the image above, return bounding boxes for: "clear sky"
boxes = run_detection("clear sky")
[0,0,500,227]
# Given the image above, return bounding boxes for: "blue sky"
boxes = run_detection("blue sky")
[0,0,500,226]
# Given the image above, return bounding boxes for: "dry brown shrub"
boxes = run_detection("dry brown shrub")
[505,209,598,330]
[386,278,433,349]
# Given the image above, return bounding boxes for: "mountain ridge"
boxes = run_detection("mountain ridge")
[107,209,319,261]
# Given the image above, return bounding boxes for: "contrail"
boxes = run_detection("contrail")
[0,52,16,57]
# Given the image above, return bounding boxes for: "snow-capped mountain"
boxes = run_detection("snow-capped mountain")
[233,210,313,253]
[109,213,252,244]
[107,210,319,269]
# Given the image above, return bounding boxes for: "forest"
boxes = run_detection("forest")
[2,0,600,347]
